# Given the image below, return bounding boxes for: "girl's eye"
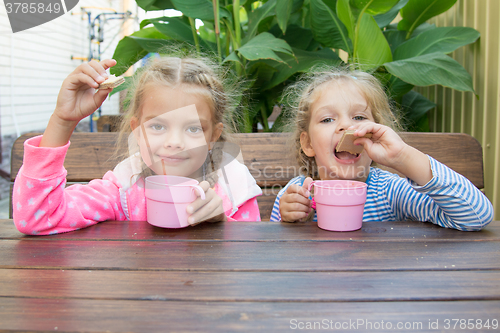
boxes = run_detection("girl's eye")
[149,124,165,131]
[353,115,367,121]
[187,126,203,134]
[321,118,334,123]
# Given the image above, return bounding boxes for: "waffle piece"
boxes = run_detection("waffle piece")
[336,130,372,155]
[98,74,125,89]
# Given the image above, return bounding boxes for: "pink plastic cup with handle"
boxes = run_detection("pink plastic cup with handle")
[145,175,205,228]
[308,180,367,231]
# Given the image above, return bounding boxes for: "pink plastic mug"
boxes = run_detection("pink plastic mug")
[145,175,205,228]
[308,180,367,231]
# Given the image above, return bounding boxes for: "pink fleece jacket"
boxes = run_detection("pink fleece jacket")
[13,136,262,235]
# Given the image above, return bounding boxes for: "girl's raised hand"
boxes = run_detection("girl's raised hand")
[353,123,432,186]
[186,181,227,225]
[352,123,407,168]
[54,59,117,124]
[279,177,313,222]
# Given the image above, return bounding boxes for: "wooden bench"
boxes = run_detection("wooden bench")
[96,115,122,132]
[10,132,484,220]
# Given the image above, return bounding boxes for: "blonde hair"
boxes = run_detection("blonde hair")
[283,65,401,179]
[116,55,235,186]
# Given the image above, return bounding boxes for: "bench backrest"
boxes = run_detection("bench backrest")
[10,132,484,220]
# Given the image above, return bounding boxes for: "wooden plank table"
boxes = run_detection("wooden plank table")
[0,219,499,332]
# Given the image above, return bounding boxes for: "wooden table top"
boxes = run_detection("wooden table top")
[1,219,499,332]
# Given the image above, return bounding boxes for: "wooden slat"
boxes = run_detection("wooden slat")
[1,240,499,271]
[1,220,499,242]
[0,298,499,332]
[1,269,499,302]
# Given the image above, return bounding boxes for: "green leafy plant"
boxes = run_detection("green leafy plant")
[111,0,479,132]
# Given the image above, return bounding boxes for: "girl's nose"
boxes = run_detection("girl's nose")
[336,116,354,133]
[164,130,184,149]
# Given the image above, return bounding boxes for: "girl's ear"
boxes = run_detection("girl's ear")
[211,122,223,144]
[300,131,315,157]
[130,116,140,140]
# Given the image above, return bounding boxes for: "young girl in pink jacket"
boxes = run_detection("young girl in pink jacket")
[13,56,261,235]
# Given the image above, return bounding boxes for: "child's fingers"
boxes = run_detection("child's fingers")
[281,209,309,222]
[353,123,376,137]
[186,181,211,214]
[99,58,117,71]
[302,177,313,191]
[353,137,374,152]
[285,183,310,199]
[186,182,225,225]
[68,72,100,89]
[87,60,109,78]
[78,61,108,85]
[93,88,112,107]
[188,196,224,225]
[186,188,224,225]
[282,191,310,207]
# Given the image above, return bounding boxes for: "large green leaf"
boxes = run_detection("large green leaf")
[352,0,400,16]
[397,0,457,37]
[384,29,406,53]
[270,24,314,50]
[235,32,294,63]
[261,48,342,90]
[386,76,414,98]
[411,22,435,37]
[393,27,480,60]
[310,0,352,53]
[276,0,294,34]
[244,0,277,42]
[111,27,169,76]
[401,90,435,131]
[136,0,174,11]
[402,90,436,121]
[384,52,474,92]
[144,16,215,51]
[336,0,355,40]
[373,0,409,28]
[356,14,392,69]
[171,0,231,21]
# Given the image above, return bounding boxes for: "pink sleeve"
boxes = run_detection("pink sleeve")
[13,136,126,235]
[229,197,261,221]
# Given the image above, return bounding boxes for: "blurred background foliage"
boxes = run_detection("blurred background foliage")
[111,0,479,132]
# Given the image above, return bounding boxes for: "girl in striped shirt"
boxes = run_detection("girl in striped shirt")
[270,67,493,231]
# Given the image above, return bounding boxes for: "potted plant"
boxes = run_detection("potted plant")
[111,0,479,132]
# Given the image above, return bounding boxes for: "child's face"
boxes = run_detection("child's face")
[131,85,223,179]
[300,80,374,181]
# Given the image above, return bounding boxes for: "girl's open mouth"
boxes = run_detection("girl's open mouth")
[334,143,361,163]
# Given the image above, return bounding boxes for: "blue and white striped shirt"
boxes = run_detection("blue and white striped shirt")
[270,156,493,231]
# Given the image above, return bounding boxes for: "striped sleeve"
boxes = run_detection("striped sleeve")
[388,156,493,231]
[270,176,305,221]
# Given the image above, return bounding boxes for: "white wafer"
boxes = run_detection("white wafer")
[98,74,125,89]
[336,130,372,154]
